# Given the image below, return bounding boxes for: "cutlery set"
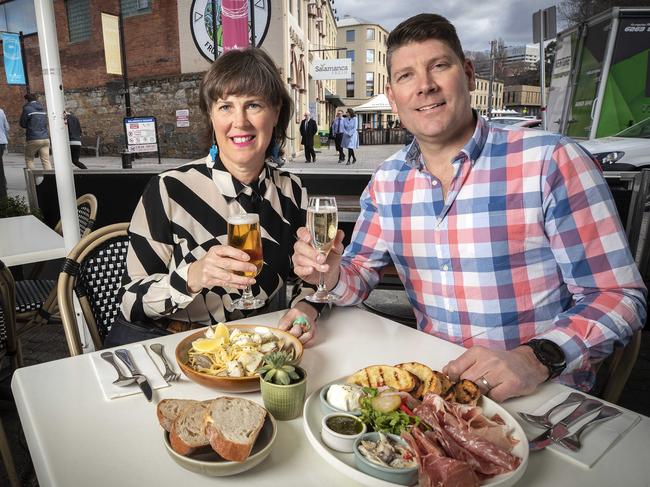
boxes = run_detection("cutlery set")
[100,343,180,402]
[519,394,622,452]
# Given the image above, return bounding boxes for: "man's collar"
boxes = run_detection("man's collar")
[404,110,488,169]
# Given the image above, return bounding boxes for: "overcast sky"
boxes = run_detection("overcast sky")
[334,0,565,51]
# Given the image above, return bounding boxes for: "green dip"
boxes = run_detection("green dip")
[326,415,363,435]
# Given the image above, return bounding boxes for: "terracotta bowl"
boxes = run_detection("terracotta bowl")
[175,324,304,393]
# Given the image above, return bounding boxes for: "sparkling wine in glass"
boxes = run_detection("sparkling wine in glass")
[306,196,338,303]
[227,213,265,310]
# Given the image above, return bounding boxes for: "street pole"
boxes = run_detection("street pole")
[211,0,218,60]
[118,5,133,168]
[487,40,496,119]
[19,31,30,94]
[539,10,546,130]
[249,0,256,47]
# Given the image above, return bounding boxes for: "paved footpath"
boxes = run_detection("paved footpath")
[2,143,405,202]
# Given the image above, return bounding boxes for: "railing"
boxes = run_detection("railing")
[359,128,406,145]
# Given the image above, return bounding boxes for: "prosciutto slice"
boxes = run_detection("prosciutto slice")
[402,429,479,487]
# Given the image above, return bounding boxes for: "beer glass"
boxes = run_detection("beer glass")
[305,196,338,303]
[227,213,265,310]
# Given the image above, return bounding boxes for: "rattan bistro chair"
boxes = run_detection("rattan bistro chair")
[17,194,99,330]
[0,261,23,487]
[58,223,130,357]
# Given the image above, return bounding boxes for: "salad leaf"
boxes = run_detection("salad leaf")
[359,387,420,435]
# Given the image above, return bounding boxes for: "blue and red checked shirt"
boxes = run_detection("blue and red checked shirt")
[331,115,646,390]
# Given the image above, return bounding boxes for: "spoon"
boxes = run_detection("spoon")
[100,351,136,387]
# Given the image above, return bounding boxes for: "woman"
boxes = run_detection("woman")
[342,108,359,165]
[112,48,319,346]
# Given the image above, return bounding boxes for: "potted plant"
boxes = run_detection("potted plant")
[0,195,42,219]
[259,350,307,421]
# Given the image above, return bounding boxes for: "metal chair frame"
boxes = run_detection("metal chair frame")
[58,223,129,357]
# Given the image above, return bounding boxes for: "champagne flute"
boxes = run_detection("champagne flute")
[306,196,338,303]
[227,213,265,310]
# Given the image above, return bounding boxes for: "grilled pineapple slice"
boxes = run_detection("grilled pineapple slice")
[347,365,418,393]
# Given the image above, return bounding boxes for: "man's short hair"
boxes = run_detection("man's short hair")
[386,13,465,81]
[24,93,38,102]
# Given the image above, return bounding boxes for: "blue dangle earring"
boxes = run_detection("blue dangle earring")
[209,144,219,161]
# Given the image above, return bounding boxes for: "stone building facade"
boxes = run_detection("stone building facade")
[0,0,339,159]
[470,77,504,116]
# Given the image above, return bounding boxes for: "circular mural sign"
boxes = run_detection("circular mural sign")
[190,0,271,62]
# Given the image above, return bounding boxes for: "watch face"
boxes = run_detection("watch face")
[538,340,565,366]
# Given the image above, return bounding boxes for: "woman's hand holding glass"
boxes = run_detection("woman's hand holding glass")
[187,245,258,294]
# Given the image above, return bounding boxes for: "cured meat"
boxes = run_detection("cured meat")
[402,430,480,487]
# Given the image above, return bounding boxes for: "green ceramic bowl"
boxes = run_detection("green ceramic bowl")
[353,432,418,486]
[260,366,307,421]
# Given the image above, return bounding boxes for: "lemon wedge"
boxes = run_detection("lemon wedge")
[213,322,230,343]
[192,337,225,353]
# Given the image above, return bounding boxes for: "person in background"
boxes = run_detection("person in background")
[331,110,345,162]
[64,110,87,170]
[342,107,358,164]
[0,106,9,199]
[19,93,51,171]
[289,13,646,401]
[300,111,317,163]
[113,48,320,346]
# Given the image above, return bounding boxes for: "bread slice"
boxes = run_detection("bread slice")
[347,365,417,393]
[428,371,453,396]
[206,397,267,462]
[169,400,212,456]
[444,379,481,405]
[157,399,199,432]
[396,362,434,399]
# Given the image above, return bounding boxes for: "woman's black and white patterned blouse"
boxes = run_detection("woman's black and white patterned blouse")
[118,155,307,325]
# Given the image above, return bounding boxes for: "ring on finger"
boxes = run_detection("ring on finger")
[476,375,492,392]
[292,316,311,333]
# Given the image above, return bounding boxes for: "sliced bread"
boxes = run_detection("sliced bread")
[396,362,435,399]
[169,400,213,456]
[206,397,267,462]
[347,365,418,393]
[157,399,199,432]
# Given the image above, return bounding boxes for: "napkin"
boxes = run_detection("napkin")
[519,391,641,468]
[91,344,170,400]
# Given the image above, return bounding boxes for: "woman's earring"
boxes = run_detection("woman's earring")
[209,144,219,161]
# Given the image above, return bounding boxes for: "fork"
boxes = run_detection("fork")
[518,391,585,429]
[149,343,180,382]
[557,405,622,451]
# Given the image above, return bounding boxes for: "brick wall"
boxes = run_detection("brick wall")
[0,0,208,157]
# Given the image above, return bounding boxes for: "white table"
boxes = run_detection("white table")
[11,308,650,487]
[0,215,65,266]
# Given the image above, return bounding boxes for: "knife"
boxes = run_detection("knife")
[528,398,602,451]
[115,349,153,401]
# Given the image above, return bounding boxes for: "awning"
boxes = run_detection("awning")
[353,94,394,112]
[325,89,345,107]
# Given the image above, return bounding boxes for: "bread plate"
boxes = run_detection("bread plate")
[175,324,304,393]
[302,378,528,487]
[163,413,277,477]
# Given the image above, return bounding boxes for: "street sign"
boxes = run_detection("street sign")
[533,6,557,43]
[124,116,159,157]
[176,109,190,127]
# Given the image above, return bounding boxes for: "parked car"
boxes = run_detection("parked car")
[490,116,542,128]
[579,117,650,170]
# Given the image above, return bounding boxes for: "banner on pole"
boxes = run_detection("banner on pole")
[221,0,250,52]
[1,33,26,85]
[101,13,122,75]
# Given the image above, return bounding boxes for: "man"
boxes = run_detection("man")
[64,110,87,169]
[331,110,345,162]
[299,111,317,163]
[19,93,51,170]
[289,14,646,402]
[0,106,9,199]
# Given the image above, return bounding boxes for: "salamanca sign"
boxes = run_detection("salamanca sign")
[311,58,352,80]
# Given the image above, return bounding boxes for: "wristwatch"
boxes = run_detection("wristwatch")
[522,339,566,380]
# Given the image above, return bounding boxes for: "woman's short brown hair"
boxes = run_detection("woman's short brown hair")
[199,48,294,155]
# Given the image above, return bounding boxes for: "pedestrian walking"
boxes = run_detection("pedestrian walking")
[19,93,52,170]
[330,110,345,162]
[64,110,87,169]
[299,112,317,163]
[0,106,9,199]
[342,108,358,165]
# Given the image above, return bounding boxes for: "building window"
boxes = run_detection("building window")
[346,30,355,42]
[366,49,374,64]
[297,0,301,26]
[347,73,355,98]
[346,49,355,62]
[120,0,151,17]
[365,72,374,97]
[366,28,374,40]
[66,0,91,42]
